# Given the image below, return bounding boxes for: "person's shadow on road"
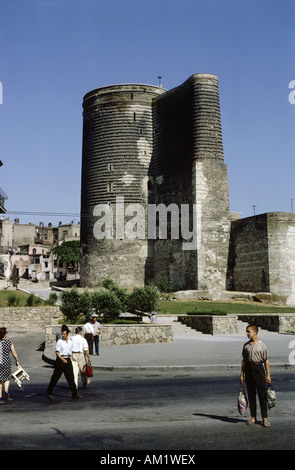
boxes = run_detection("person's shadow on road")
[193,413,245,424]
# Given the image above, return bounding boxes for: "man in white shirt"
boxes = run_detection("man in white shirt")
[71,327,92,388]
[46,325,81,399]
[91,314,102,355]
[83,319,95,354]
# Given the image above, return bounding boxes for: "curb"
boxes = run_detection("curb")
[42,352,295,372]
[91,362,295,372]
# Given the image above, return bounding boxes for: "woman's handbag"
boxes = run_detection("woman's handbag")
[266,383,276,409]
[83,362,93,377]
[237,384,248,415]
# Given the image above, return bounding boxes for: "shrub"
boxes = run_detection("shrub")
[187,307,227,316]
[148,277,174,293]
[26,294,43,306]
[26,294,37,306]
[127,285,159,314]
[102,278,129,311]
[7,293,20,306]
[79,291,93,317]
[46,292,58,306]
[92,290,122,321]
[60,286,84,323]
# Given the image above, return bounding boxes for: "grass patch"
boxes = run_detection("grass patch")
[0,290,47,307]
[157,300,295,315]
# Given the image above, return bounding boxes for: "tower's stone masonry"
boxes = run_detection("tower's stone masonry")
[80,84,165,287]
[80,74,230,291]
[150,74,230,291]
[79,74,295,304]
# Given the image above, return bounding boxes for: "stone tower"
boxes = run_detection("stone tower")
[80,84,165,287]
[150,74,230,291]
[80,74,230,292]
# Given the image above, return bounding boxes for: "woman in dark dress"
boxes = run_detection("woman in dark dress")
[0,327,19,401]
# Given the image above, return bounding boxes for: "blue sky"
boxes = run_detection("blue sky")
[0,0,294,226]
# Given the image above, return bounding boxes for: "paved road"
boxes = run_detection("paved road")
[1,331,295,452]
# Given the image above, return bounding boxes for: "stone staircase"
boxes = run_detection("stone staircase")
[172,321,203,337]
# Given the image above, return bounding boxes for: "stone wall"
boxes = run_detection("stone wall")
[227,212,295,304]
[0,306,62,329]
[178,313,295,334]
[238,314,295,334]
[227,213,269,292]
[267,213,295,303]
[45,323,173,348]
[178,314,238,335]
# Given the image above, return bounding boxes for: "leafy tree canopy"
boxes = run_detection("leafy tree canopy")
[51,240,80,265]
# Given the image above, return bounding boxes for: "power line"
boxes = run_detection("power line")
[6,210,80,218]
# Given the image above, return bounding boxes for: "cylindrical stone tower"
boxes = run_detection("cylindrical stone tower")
[80,84,165,287]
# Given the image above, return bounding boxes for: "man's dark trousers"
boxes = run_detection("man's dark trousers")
[47,357,78,397]
[245,362,268,419]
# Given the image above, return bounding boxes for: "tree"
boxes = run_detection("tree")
[10,264,19,288]
[51,240,80,268]
[92,290,122,321]
[127,285,159,314]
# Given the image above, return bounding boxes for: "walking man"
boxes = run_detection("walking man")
[46,325,81,399]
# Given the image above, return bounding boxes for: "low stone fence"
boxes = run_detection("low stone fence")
[178,313,295,334]
[237,314,295,334]
[178,314,238,335]
[0,306,62,329]
[45,323,173,348]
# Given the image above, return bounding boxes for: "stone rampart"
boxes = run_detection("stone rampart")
[0,306,62,329]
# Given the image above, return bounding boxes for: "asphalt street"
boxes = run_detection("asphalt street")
[0,329,294,454]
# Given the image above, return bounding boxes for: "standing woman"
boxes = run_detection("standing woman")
[0,327,19,402]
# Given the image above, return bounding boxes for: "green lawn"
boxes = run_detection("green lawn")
[157,299,295,315]
[0,290,46,307]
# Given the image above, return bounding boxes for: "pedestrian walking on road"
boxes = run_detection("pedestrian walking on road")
[240,324,271,427]
[46,325,81,399]
[71,326,91,389]
[0,327,19,402]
